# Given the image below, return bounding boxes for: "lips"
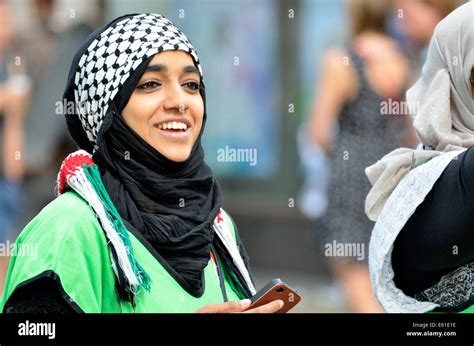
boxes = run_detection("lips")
[154,118,193,140]
[154,124,191,139]
[156,118,192,129]
[157,121,188,131]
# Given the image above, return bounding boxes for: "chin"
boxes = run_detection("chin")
[160,148,192,162]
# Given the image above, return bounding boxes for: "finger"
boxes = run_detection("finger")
[196,299,251,313]
[215,299,250,313]
[244,299,284,314]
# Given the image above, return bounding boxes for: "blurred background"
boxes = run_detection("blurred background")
[0,0,466,312]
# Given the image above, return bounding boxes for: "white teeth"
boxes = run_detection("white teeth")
[158,122,188,130]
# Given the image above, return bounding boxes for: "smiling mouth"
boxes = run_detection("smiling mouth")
[157,121,189,132]
[155,121,191,139]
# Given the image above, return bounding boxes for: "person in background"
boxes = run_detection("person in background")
[389,0,463,148]
[0,0,31,297]
[394,0,462,62]
[19,0,97,229]
[308,0,409,312]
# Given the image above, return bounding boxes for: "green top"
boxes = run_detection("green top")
[459,306,474,313]
[0,191,243,313]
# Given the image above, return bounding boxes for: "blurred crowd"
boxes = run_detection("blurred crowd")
[0,0,105,294]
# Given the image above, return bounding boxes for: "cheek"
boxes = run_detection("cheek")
[133,95,160,116]
[122,95,157,129]
[192,100,205,137]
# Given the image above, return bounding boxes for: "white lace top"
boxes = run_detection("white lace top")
[369,149,466,313]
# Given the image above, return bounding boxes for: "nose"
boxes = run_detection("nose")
[162,82,189,114]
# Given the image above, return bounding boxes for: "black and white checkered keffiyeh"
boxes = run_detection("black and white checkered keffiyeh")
[73,13,202,151]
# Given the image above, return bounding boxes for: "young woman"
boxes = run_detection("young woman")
[309,0,409,312]
[0,13,283,313]
[366,2,473,313]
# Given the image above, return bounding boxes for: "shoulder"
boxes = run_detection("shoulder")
[321,48,352,73]
[4,192,113,313]
[34,191,97,229]
[319,48,358,100]
[12,190,110,283]
[17,191,104,248]
[41,190,95,216]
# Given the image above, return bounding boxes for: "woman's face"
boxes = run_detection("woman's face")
[122,51,204,162]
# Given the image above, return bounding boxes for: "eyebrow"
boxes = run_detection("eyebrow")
[146,64,167,73]
[145,64,200,75]
[183,65,200,74]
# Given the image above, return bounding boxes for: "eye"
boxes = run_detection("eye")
[183,81,200,91]
[137,81,161,90]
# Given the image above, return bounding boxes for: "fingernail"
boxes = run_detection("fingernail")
[278,300,284,308]
[240,299,251,307]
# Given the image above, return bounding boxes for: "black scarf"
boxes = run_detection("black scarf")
[94,106,222,295]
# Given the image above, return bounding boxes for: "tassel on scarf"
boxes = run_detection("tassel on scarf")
[57,150,151,303]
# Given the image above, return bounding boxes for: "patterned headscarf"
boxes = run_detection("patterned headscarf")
[64,13,202,152]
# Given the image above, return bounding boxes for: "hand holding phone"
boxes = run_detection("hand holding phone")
[247,278,301,313]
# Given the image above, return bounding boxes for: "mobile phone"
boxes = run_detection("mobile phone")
[247,278,301,313]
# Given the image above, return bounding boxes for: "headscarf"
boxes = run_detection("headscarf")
[61,13,254,301]
[365,2,474,221]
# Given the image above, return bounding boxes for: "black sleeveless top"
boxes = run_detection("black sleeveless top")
[317,48,404,259]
